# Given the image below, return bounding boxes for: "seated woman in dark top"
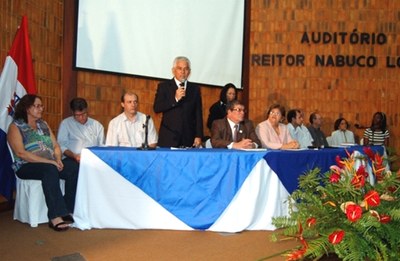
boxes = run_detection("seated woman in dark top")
[206,83,238,130]
[7,94,79,232]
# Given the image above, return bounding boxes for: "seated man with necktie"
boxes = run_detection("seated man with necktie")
[210,100,261,149]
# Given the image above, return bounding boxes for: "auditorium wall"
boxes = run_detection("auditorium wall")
[249,0,400,150]
[1,0,399,151]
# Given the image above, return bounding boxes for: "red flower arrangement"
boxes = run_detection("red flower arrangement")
[270,147,400,261]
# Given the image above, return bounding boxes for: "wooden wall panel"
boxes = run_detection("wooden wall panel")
[0,0,64,133]
[249,0,400,149]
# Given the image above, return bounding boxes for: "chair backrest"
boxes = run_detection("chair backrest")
[205,139,212,148]
[326,136,332,146]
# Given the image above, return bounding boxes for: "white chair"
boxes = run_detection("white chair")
[205,138,213,148]
[13,176,65,227]
[326,136,332,146]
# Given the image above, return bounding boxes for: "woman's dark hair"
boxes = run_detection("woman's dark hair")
[14,94,41,123]
[370,111,387,132]
[219,83,237,104]
[334,118,349,130]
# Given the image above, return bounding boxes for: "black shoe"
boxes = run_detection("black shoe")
[48,221,69,232]
[62,214,75,224]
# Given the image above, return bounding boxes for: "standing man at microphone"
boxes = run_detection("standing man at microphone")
[154,56,203,148]
[106,91,158,148]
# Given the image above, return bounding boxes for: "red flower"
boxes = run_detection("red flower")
[345,204,363,222]
[306,217,316,227]
[328,230,345,244]
[364,190,380,208]
[329,173,340,183]
[335,155,344,168]
[285,248,306,261]
[380,214,391,224]
[351,174,365,188]
[387,186,397,193]
[374,153,383,166]
[363,146,375,161]
[356,165,368,177]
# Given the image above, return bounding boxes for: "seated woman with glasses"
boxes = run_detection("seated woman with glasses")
[7,94,79,232]
[210,100,260,149]
[255,104,299,149]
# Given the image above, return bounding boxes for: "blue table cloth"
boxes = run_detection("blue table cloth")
[73,145,384,231]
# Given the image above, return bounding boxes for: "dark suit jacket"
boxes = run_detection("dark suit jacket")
[307,126,329,147]
[154,78,203,147]
[210,117,261,148]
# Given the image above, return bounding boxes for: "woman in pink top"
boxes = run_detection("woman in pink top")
[255,104,299,149]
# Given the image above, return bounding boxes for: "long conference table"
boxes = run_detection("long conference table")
[73,146,383,232]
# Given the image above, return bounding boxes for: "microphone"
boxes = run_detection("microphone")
[179,80,186,100]
[137,115,155,150]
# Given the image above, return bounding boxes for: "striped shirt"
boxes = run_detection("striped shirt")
[363,128,389,145]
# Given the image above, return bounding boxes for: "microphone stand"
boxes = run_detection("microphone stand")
[137,115,155,150]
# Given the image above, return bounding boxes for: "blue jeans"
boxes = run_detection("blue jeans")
[16,158,79,220]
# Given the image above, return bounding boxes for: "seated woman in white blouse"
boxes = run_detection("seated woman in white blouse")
[255,104,299,149]
[330,118,355,146]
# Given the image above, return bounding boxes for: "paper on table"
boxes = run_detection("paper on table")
[239,148,268,151]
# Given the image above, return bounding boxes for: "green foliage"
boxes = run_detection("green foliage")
[271,149,400,260]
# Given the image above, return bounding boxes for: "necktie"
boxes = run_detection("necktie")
[233,124,239,142]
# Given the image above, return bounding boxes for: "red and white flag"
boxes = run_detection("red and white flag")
[0,16,36,200]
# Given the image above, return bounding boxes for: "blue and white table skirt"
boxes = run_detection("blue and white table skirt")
[73,146,383,232]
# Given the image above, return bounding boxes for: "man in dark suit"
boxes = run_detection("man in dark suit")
[153,56,203,148]
[211,100,261,149]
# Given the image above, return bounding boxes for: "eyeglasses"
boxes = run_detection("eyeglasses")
[269,111,281,116]
[32,104,44,109]
[74,112,88,118]
[231,108,246,113]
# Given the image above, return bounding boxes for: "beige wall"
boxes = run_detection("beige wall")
[1,0,399,150]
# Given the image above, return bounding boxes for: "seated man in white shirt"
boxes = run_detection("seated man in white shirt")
[57,97,105,163]
[106,92,158,148]
[287,109,313,148]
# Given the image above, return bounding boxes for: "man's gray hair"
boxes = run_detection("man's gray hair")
[173,56,191,69]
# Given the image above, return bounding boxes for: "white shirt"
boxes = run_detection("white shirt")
[331,129,355,146]
[287,123,313,148]
[57,116,105,154]
[106,111,158,147]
